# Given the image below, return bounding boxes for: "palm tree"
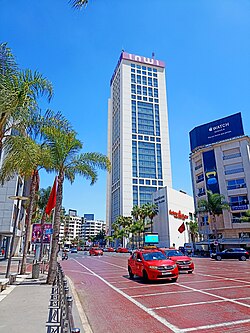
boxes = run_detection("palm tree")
[42,126,111,284]
[197,190,229,243]
[70,0,89,9]
[186,220,199,243]
[0,63,53,150]
[0,111,71,274]
[143,203,158,233]
[240,210,250,223]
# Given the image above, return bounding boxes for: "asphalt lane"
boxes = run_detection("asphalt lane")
[61,253,250,333]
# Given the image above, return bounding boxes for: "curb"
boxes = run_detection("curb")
[67,276,93,333]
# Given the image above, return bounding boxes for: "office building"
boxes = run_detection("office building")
[80,218,106,242]
[190,112,250,247]
[152,187,195,249]
[106,52,172,229]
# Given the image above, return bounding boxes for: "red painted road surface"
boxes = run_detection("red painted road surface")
[61,253,250,333]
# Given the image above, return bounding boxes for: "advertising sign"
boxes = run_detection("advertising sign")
[202,150,220,194]
[189,113,244,151]
[31,223,53,244]
[144,233,159,244]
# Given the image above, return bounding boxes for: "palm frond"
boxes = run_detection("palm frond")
[69,0,88,9]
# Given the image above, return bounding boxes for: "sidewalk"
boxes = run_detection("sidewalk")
[0,260,84,333]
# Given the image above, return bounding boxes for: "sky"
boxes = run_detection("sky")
[1,0,250,220]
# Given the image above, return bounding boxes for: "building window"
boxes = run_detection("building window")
[196,173,204,183]
[133,179,138,184]
[225,163,244,175]
[137,75,141,84]
[146,180,150,185]
[139,179,144,184]
[197,187,206,196]
[227,178,246,190]
[223,148,241,160]
[139,186,157,205]
[131,74,136,83]
[229,195,249,210]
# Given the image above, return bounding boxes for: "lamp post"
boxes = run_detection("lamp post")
[5,195,29,278]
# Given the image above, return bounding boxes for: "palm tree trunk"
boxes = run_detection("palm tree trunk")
[47,173,63,284]
[20,170,38,275]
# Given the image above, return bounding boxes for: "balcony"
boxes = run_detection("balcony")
[227,183,246,190]
[225,168,244,175]
[223,153,241,160]
[230,204,249,211]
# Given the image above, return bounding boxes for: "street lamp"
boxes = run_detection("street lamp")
[5,195,29,278]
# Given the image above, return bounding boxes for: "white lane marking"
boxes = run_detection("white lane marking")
[132,290,194,298]
[176,282,250,309]
[87,257,127,270]
[151,299,226,310]
[73,259,182,333]
[150,296,250,310]
[66,269,94,276]
[182,318,250,332]
[131,283,250,298]
[119,279,222,290]
[196,272,250,285]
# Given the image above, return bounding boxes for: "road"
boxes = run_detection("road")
[61,252,250,333]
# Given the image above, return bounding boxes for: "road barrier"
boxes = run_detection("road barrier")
[46,262,80,333]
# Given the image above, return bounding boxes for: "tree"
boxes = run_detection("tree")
[0,44,53,150]
[240,210,250,223]
[0,111,71,274]
[143,203,158,233]
[70,0,89,9]
[197,191,229,242]
[43,126,111,284]
[186,220,199,243]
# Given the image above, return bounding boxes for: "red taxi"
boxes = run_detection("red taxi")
[89,247,103,256]
[107,247,115,252]
[128,249,178,282]
[159,248,194,273]
[116,247,129,253]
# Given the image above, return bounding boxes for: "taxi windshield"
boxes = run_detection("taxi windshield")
[142,252,166,261]
[165,250,183,256]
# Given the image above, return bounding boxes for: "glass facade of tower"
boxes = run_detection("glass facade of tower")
[107,52,172,225]
[130,63,163,206]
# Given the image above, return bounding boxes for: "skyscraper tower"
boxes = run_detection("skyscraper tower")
[106,52,172,227]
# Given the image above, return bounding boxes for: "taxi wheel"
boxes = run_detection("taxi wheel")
[188,270,193,274]
[239,255,246,261]
[128,267,134,279]
[216,255,222,261]
[171,277,178,282]
[143,270,148,282]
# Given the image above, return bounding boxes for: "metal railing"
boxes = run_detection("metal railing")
[46,263,80,333]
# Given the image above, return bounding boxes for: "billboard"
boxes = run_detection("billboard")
[144,233,159,244]
[189,113,244,151]
[203,150,220,194]
[31,223,53,244]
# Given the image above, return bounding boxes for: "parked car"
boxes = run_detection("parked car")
[128,249,178,282]
[89,247,103,256]
[107,247,115,252]
[70,247,78,253]
[116,247,129,253]
[158,248,194,273]
[211,248,249,261]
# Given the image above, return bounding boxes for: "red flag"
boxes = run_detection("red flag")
[178,222,185,233]
[45,177,57,216]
